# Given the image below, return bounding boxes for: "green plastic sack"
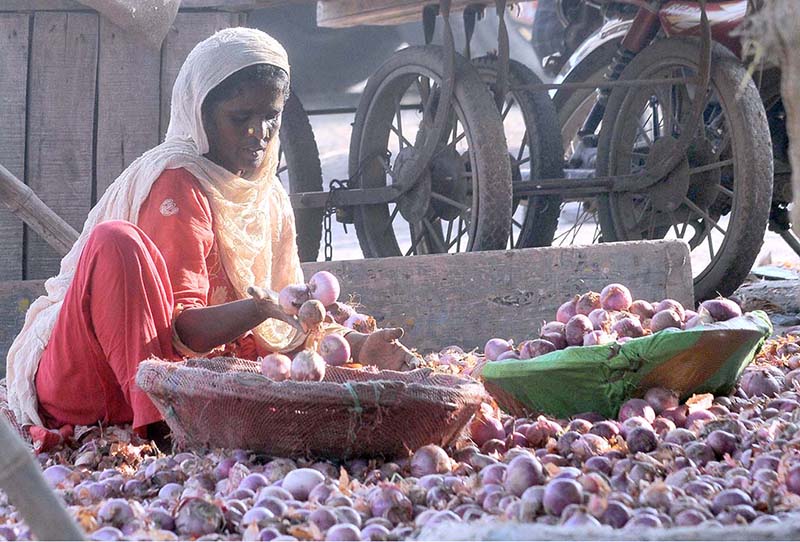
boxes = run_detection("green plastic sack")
[480,311,772,419]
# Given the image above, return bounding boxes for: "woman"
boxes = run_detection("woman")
[6,28,415,440]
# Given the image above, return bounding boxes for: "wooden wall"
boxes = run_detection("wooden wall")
[0,7,245,281]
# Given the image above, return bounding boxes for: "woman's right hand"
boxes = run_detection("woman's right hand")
[247,285,304,333]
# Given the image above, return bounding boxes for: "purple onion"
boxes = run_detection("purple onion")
[369,486,412,524]
[97,499,134,527]
[89,527,124,541]
[707,430,738,457]
[566,315,594,346]
[326,524,361,541]
[174,498,224,537]
[618,399,656,423]
[543,478,583,516]
[360,524,391,541]
[504,456,545,497]
[600,284,632,311]
[601,501,632,528]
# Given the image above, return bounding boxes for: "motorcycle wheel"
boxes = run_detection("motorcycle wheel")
[596,37,773,300]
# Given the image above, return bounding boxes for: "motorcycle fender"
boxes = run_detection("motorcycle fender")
[552,18,632,91]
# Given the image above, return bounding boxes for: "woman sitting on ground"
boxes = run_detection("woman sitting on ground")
[6,28,415,441]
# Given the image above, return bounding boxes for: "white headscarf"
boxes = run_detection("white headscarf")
[6,28,304,427]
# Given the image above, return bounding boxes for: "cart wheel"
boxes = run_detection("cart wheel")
[278,91,323,262]
[348,46,512,257]
[471,56,564,248]
[596,38,773,300]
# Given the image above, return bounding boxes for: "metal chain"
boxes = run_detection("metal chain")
[321,150,393,261]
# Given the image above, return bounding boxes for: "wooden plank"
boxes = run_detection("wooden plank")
[303,240,694,352]
[0,240,693,375]
[159,11,240,138]
[95,18,160,199]
[0,1,86,12]
[316,0,510,28]
[25,12,98,279]
[0,280,45,379]
[0,15,29,281]
[179,0,307,10]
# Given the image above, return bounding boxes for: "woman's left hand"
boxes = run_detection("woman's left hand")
[350,328,419,371]
[247,285,304,333]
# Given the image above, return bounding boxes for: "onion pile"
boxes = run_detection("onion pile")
[480,284,744,361]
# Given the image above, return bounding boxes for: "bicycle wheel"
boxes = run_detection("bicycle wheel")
[348,46,512,257]
[278,91,324,262]
[471,56,564,248]
[596,38,773,300]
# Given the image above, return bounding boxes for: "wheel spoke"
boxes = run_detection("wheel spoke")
[445,217,454,246]
[277,164,288,175]
[395,102,405,149]
[516,130,529,162]
[636,120,653,147]
[501,98,515,120]
[382,205,401,236]
[447,222,469,251]
[716,185,734,199]
[688,159,734,176]
[406,226,427,256]
[706,223,716,260]
[390,124,414,149]
[683,197,726,235]
[431,191,469,211]
[422,218,447,253]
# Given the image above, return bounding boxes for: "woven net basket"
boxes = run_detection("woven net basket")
[136,357,486,458]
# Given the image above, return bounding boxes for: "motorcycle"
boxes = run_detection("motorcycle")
[524,0,783,300]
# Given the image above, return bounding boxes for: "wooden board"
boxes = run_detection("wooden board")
[25,12,99,279]
[316,0,507,28]
[0,240,693,377]
[0,14,30,281]
[95,18,161,199]
[159,11,242,138]
[303,240,694,352]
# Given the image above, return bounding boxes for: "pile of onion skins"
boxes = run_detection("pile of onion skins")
[260,272,376,383]
[483,283,745,362]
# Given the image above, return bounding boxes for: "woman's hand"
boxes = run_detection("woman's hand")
[347,328,418,371]
[247,285,304,333]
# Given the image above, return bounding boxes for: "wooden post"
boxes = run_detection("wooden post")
[0,162,79,256]
[0,417,85,540]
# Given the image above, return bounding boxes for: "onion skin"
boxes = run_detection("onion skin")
[290,350,326,382]
[540,321,566,336]
[326,301,355,325]
[576,292,601,315]
[629,300,655,320]
[583,330,614,346]
[260,354,292,381]
[739,369,782,398]
[519,339,556,359]
[612,317,644,339]
[308,271,340,306]
[600,284,632,311]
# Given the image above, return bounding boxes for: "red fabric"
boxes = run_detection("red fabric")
[35,168,260,434]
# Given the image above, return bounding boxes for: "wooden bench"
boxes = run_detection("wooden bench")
[0,239,692,377]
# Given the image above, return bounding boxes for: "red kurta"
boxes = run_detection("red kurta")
[35,168,259,434]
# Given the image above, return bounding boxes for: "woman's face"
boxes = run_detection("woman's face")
[203,78,285,178]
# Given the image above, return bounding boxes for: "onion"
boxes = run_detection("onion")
[711,488,752,514]
[626,427,658,453]
[298,300,326,332]
[319,334,351,366]
[308,271,340,306]
[652,417,676,436]
[326,524,361,541]
[496,350,520,362]
[643,387,679,414]
[570,434,610,460]
[601,501,632,528]
[97,499,134,527]
[699,298,742,322]
[469,407,505,447]
[565,315,593,346]
[541,332,567,350]
[650,309,683,332]
[174,498,224,537]
[368,486,413,524]
[327,301,355,325]
[309,507,338,531]
[484,338,513,361]
[242,507,277,529]
[42,465,73,488]
[557,431,582,457]
[567,418,592,434]
[504,456,545,497]
[282,469,325,500]
[279,284,310,316]
[684,442,715,466]
[525,418,563,448]
[588,308,613,330]
[540,321,566,336]
[660,405,688,428]
[290,350,325,381]
[411,445,450,477]
[583,330,614,346]
[685,409,716,429]
[655,299,685,320]
[543,478,583,516]
[618,399,656,423]
[361,524,391,541]
[519,339,556,359]
[89,527,124,541]
[556,298,578,323]
[260,353,292,381]
[585,456,612,476]
[620,416,653,439]
[612,317,644,338]
[590,421,620,440]
[576,292,601,315]
[786,465,800,495]
[600,284,632,311]
[739,368,781,398]
[629,300,655,320]
[707,430,738,457]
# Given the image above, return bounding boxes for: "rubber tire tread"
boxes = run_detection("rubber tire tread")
[348,46,512,258]
[471,56,565,248]
[596,37,773,300]
[279,91,324,262]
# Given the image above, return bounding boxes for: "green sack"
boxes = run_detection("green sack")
[481,311,772,419]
